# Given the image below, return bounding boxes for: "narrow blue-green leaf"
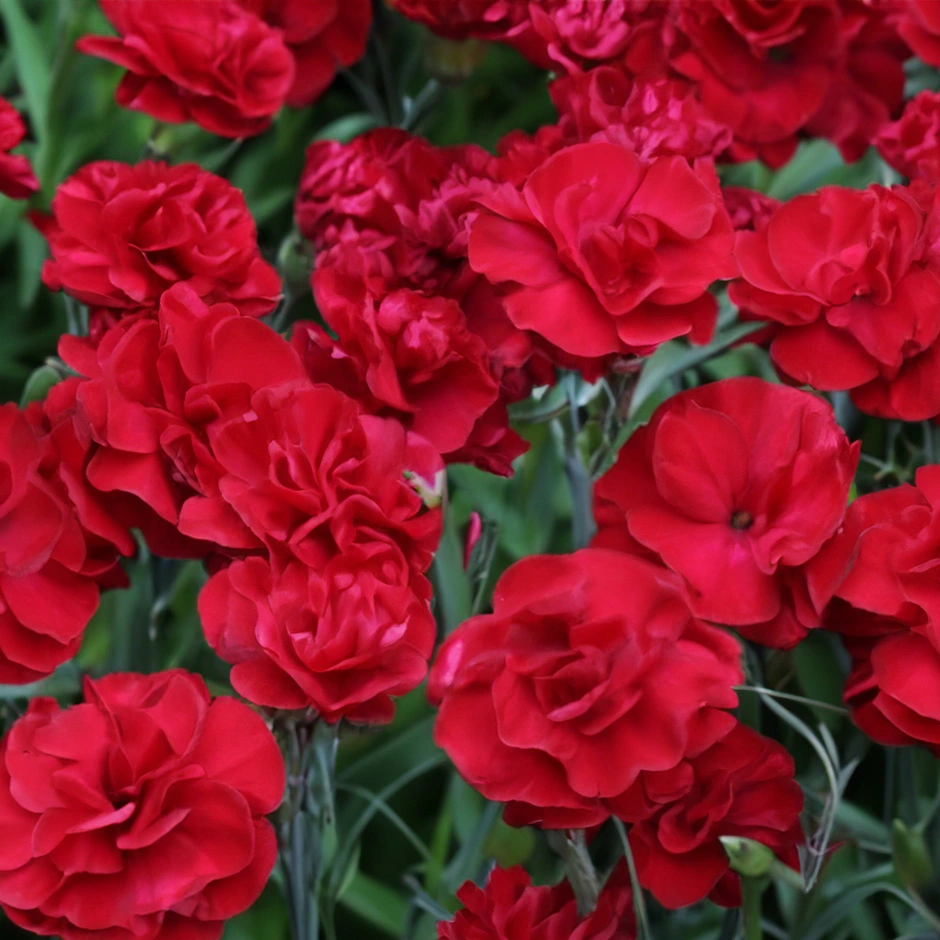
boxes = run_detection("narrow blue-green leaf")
[339,871,410,937]
[0,0,53,136]
[629,321,764,419]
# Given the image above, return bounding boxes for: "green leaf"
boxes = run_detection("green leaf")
[891,820,934,891]
[223,884,288,940]
[314,113,379,142]
[431,513,472,635]
[766,140,844,200]
[794,633,848,731]
[339,871,410,937]
[0,0,52,136]
[16,223,47,309]
[801,882,932,940]
[0,662,81,700]
[628,322,764,420]
[19,364,61,406]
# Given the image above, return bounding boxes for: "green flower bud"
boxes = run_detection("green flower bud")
[720,835,776,878]
[891,819,934,890]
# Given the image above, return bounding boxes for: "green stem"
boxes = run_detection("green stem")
[908,888,940,933]
[612,818,650,940]
[551,830,599,916]
[279,718,338,940]
[561,373,595,549]
[734,685,849,716]
[742,878,763,940]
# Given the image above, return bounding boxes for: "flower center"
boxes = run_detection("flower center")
[730,510,753,530]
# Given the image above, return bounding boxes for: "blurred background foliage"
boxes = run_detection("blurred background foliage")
[1,1,940,939]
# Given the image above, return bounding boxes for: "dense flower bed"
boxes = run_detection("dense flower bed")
[0,1,939,939]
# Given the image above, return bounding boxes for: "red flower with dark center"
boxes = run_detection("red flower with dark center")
[594,378,859,648]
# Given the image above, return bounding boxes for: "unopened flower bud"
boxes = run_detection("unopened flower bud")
[720,836,776,878]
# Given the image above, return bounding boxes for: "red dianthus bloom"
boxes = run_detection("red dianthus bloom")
[731,183,940,420]
[429,549,743,829]
[35,161,280,336]
[0,671,284,940]
[438,863,635,940]
[78,0,294,138]
[626,723,803,909]
[468,140,735,361]
[594,378,859,648]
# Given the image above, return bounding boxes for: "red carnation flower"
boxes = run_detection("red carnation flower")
[389,0,529,41]
[0,670,284,940]
[626,723,804,909]
[528,0,671,75]
[722,187,781,232]
[802,0,908,163]
[295,132,542,475]
[29,378,135,591]
[0,400,131,684]
[296,130,449,250]
[438,862,635,940]
[594,378,859,649]
[0,96,38,199]
[237,0,372,106]
[388,0,548,67]
[176,382,442,571]
[58,282,308,556]
[295,130,485,301]
[297,270,499,455]
[35,160,280,335]
[429,549,743,829]
[876,90,940,182]
[550,69,733,160]
[896,0,940,66]
[200,547,435,724]
[78,0,294,138]
[669,0,841,167]
[842,632,940,754]
[806,466,940,751]
[731,183,940,421]
[468,140,735,361]
[807,472,940,640]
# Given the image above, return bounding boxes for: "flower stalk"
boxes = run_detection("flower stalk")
[279,717,339,940]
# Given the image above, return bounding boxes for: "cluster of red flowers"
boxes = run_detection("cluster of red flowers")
[78,0,373,136]
[430,547,804,910]
[1,0,939,937]
[392,0,909,165]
